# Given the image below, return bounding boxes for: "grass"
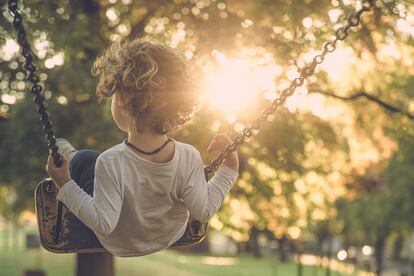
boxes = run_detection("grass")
[0,229,362,276]
[0,247,355,276]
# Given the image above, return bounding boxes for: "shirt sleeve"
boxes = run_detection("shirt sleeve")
[182,152,238,222]
[56,158,123,236]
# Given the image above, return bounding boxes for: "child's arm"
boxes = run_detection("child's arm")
[182,134,239,222]
[46,156,122,236]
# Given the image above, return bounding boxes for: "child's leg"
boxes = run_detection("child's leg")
[69,150,100,196]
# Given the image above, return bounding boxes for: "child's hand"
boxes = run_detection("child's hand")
[46,154,71,189]
[207,134,239,172]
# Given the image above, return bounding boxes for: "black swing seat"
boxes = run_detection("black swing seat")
[35,178,208,253]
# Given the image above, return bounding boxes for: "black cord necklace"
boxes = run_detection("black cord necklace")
[124,137,173,155]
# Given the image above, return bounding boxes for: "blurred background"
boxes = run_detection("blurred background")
[0,0,413,275]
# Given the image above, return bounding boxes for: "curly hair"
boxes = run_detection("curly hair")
[91,36,201,134]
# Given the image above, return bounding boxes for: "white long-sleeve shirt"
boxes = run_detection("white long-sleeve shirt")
[56,140,238,257]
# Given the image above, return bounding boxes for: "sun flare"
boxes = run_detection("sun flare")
[203,51,282,115]
[202,46,359,122]
[205,58,255,112]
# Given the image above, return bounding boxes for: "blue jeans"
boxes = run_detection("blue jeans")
[69,150,100,196]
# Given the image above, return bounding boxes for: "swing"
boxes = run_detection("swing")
[7,0,374,253]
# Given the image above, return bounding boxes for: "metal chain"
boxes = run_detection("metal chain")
[8,0,63,167]
[204,0,375,174]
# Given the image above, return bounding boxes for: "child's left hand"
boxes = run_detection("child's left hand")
[207,134,239,172]
[46,155,71,189]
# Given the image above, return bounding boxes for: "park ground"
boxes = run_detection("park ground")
[0,247,366,276]
[0,227,370,276]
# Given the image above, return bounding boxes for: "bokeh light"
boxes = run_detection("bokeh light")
[337,250,347,261]
[362,245,372,256]
[0,39,20,61]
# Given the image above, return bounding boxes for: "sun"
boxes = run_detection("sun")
[204,58,254,112]
[202,51,282,116]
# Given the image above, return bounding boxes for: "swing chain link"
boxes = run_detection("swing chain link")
[8,0,63,167]
[204,0,375,175]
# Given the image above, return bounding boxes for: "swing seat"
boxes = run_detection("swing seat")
[35,178,208,253]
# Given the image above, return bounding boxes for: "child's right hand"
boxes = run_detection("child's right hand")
[207,134,239,172]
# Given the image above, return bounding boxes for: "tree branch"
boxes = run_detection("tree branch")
[311,90,414,120]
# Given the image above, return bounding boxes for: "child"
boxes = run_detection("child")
[45,37,239,257]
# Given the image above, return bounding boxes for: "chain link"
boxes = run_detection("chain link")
[8,0,63,167]
[204,0,374,174]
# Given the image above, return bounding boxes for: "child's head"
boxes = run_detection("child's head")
[92,37,200,134]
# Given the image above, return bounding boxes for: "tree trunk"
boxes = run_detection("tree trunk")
[296,245,303,276]
[279,235,288,262]
[325,237,332,276]
[250,227,260,257]
[392,234,403,261]
[317,238,324,269]
[375,236,385,276]
[76,252,114,276]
